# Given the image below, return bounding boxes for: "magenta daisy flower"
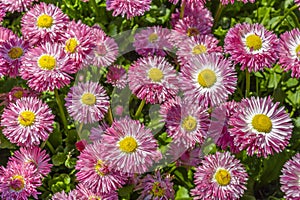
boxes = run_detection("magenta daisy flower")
[75,141,127,195]
[0,161,41,200]
[0,27,17,43]
[20,42,77,92]
[217,0,255,5]
[160,96,209,148]
[224,23,279,72]
[135,171,175,200]
[106,65,128,89]
[180,53,237,107]
[0,96,54,147]
[90,27,119,67]
[21,2,69,45]
[128,56,178,104]
[1,0,38,12]
[0,86,39,107]
[101,117,161,174]
[0,37,29,77]
[65,81,110,124]
[106,0,151,19]
[9,146,52,177]
[278,28,300,78]
[191,151,248,200]
[133,26,173,57]
[280,153,300,200]
[52,190,77,200]
[0,3,5,22]
[229,96,293,158]
[76,183,119,200]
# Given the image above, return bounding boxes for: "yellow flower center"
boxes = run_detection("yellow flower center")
[192,44,207,55]
[10,175,25,192]
[8,47,23,59]
[187,27,199,37]
[182,116,197,132]
[245,34,262,51]
[251,114,272,133]
[65,38,78,53]
[197,69,217,88]
[38,55,56,70]
[18,111,35,126]
[81,93,96,106]
[89,196,101,200]
[13,90,23,99]
[295,44,300,57]
[36,14,53,28]
[148,33,158,43]
[148,68,164,82]
[119,136,138,153]
[94,160,108,176]
[151,182,165,197]
[215,169,231,186]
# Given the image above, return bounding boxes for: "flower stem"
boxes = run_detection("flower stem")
[180,0,186,19]
[106,107,114,125]
[54,89,68,132]
[213,3,224,28]
[245,70,251,97]
[272,5,299,30]
[135,99,146,119]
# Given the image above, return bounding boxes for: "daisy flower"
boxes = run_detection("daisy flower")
[0,3,5,22]
[20,42,77,92]
[76,183,119,200]
[180,53,237,107]
[21,2,69,45]
[75,141,127,195]
[65,81,110,124]
[278,28,300,78]
[0,161,41,200]
[0,86,39,107]
[0,97,54,147]
[128,56,178,104]
[52,190,77,200]
[101,117,161,174]
[106,65,128,89]
[9,146,52,177]
[106,0,152,19]
[224,23,279,72]
[135,171,175,200]
[0,37,29,77]
[1,0,38,12]
[0,27,17,43]
[216,0,255,5]
[229,96,293,158]
[191,151,248,200]
[160,96,209,148]
[280,153,300,200]
[133,26,173,57]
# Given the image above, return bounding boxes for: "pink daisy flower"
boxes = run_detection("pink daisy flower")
[20,42,77,92]
[0,86,39,107]
[191,151,248,200]
[278,28,300,78]
[0,161,41,200]
[76,183,119,200]
[21,2,69,45]
[1,0,38,12]
[160,96,209,148]
[280,153,300,200]
[0,27,17,43]
[65,81,110,124]
[224,23,279,72]
[0,37,29,77]
[106,65,128,89]
[106,0,152,19]
[52,190,77,200]
[128,56,178,104]
[75,141,127,195]
[0,97,54,147]
[0,3,5,22]
[133,26,173,57]
[101,117,161,174]
[180,53,237,107]
[90,28,119,67]
[9,146,52,177]
[229,96,293,158]
[217,0,255,5]
[135,171,175,200]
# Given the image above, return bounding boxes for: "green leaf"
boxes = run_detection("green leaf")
[118,184,134,198]
[52,152,67,166]
[175,186,191,199]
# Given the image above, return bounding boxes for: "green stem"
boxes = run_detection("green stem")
[272,5,299,30]
[179,0,186,19]
[89,0,100,19]
[135,99,146,119]
[54,89,68,131]
[78,122,83,136]
[46,140,55,154]
[213,3,224,28]
[106,107,114,125]
[245,70,251,97]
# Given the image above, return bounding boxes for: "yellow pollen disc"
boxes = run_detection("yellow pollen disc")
[192,44,207,55]
[245,34,262,51]
[8,47,23,59]
[119,136,138,153]
[18,111,35,126]
[10,175,25,191]
[187,27,199,37]
[36,14,53,28]
[88,196,101,200]
[38,55,56,70]
[251,114,272,133]
[81,93,96,106]
[13,90,23,99]
[151,182,165,197]
[94,160,107,176]
[65,38,78,53]
[295,44,300,57]
[182,116,197,132]
[148,33,158,43]
[148,68,164,82]
[197,69,217,88]
[215,169,231,186]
